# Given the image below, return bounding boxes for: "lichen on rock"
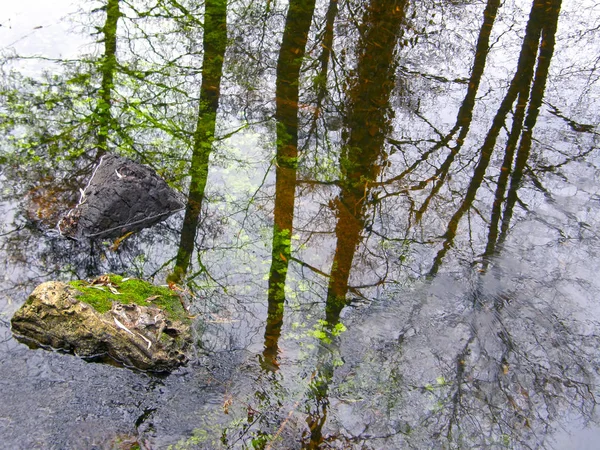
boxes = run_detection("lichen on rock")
[10,278,193,372]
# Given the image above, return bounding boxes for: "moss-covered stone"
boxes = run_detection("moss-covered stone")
[68,274,189,324]
[11,279,193,372]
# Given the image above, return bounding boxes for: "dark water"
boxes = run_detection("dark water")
[1,0,600,448]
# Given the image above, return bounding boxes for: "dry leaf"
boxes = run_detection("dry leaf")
[223,396,233,414]
[108,285,121,295]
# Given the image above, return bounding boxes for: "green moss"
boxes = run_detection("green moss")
[69,274,189,323]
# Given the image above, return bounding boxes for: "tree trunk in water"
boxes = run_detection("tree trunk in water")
[262,0,317,371]
[170,0,228,283]
[325,0,408,326]
[97,0,121,155]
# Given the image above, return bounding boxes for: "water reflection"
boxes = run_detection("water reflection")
[171,0,228,283]
[431,0,562,276]
[1,0,599,448]
[413,0,499,228]
[97,0,120,154]
[262,0,317,372]
[325,0,408,325]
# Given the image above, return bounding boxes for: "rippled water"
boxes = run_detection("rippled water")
[1,0,600,448]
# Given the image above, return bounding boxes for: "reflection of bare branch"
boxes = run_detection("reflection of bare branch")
[447,334,476,441]
[0,226,25,237]
[545,101,597,134]
[375,0,501,219]
[531,145,598,173]
[497,0,561,251]
[430,0,549,276]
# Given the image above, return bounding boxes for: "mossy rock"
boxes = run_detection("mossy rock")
[11,277,193,372]
[68,274,190,324]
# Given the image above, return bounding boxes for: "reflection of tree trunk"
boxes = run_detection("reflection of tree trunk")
[262,0,317,371]
[496,1,561,249]
[325,0,408,325]
[483,89,530,260]
[302,345,334,449]
[97,0,121,155]
[429,0,547,276]
[314,0,338,113]
[170,0,227,283]
[415,0,500,221]
[305,0,338,146]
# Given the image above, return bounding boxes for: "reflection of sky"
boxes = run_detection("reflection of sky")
[553,424,600,450]
[0,0,86,72]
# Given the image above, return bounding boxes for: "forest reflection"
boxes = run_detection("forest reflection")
[1,0,599,447]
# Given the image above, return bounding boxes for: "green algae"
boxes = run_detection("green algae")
[69,274,189,323]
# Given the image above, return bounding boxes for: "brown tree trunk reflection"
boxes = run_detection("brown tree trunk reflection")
[305,0,409,441]
[311,0,338,125]
[170,0,227,283]
[262,0,317,371]
[302,346,334,449]
[325,0,408,326]
[495,0,561,252]
[429,0,552,276]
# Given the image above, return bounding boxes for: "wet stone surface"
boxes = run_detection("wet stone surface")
[59,154,184,239]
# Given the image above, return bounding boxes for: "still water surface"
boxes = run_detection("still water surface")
[1,0,600,448]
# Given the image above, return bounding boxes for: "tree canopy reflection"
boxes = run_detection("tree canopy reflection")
[0,0,599,448]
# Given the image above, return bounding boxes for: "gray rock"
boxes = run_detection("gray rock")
[59,154,184,239]
[11,281,192,372]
